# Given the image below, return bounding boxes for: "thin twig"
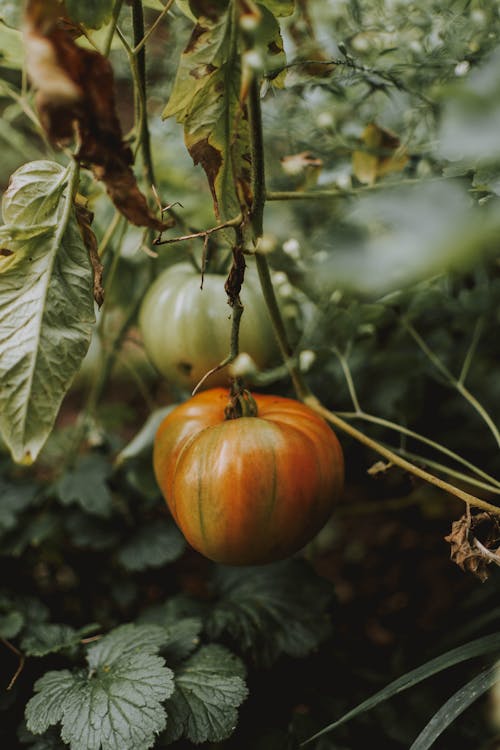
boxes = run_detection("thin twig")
[306,395,500,516]
[153,214,243,245]
[459,318,485,386]
[2,639,25,691]
[133,0,176,55]
[103,0,124,56]
[334,347,362,413]
[403,318,500,449]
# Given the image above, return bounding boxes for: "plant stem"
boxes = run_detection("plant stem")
[404,319,500,449]
[459,317,484,386]
[133,0,176,56]
[131,0,155,189]
[385,445,500,496]
[338,411,500,490]
[332,348,500,489]
[247,78,266,239]
[103,0,124,56]
[153,214,243,245]
[305,395,500,516]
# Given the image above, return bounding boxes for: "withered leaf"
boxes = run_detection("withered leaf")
[23,0,171,232]
[352,122,408,186]
[163,6,252,224]
[280,151,323,190]
[445,512,500,582]
[75,202,104,307]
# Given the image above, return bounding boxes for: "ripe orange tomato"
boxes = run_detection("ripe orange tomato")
[153,388,344,565]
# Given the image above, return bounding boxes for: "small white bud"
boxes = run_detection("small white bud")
[229,352,258,378]
[299,350,316,372]
[454,61,470,77]
[283,238,300,259]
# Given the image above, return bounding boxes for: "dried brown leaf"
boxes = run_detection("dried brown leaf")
[75,202,104,307]
[23,0,170,232]
[444,512,500,582]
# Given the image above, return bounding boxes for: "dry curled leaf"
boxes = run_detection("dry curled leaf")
[23,0,172,231]
[367,460,393,476]
[280,151,323,190]
[352,122,408,186]
[445,512,500,582]
[75,202,104,307]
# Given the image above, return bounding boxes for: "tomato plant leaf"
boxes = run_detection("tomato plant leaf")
[25,624,174,750]
[0,161,95,465]
[117,521,186,571]
[64,0,114,29]
[23,0,169,231]
[162,644,248,744]
[54,454,113,518]
[0,0,21,27]
[259,0,295,15]
[115,406,176,465]
[163,3,253,222]
[206,561,334,666]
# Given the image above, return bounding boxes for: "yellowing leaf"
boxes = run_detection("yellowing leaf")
[352,123,408,185]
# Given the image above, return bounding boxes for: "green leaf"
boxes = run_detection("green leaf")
[118,521,186,571]
[115,404,176,466]
[0,610,24,639]
[115,406,175,466]
[175,0,196,21]
[25,624,174,750]
[308,181,500,296]
[255,4,287,85]
[304,631,500,745]
[20,726,66,750]
[64,0,114,29]
[409,665,499,750]
[21,623,99,658]
[207,561,334,665]
[0,22,23,71]
[139,601,203,662]
[0,161,95,464]
[54,454,113,518]
[1,512,60,556]
[0,1,21,27]
[163,5,252,222]
[0,478,38,532]
[163,644,248,744]
[438,48,500,164]
[259,0,295,16]
[64,511,120,551]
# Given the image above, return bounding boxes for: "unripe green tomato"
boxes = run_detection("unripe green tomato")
[139,262,281,390]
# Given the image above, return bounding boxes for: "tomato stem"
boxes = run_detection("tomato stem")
[224,382,259,419]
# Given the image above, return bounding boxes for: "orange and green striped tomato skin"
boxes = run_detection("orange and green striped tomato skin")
[153,389,344,565]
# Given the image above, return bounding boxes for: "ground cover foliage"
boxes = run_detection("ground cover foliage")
[1,0,500,748]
